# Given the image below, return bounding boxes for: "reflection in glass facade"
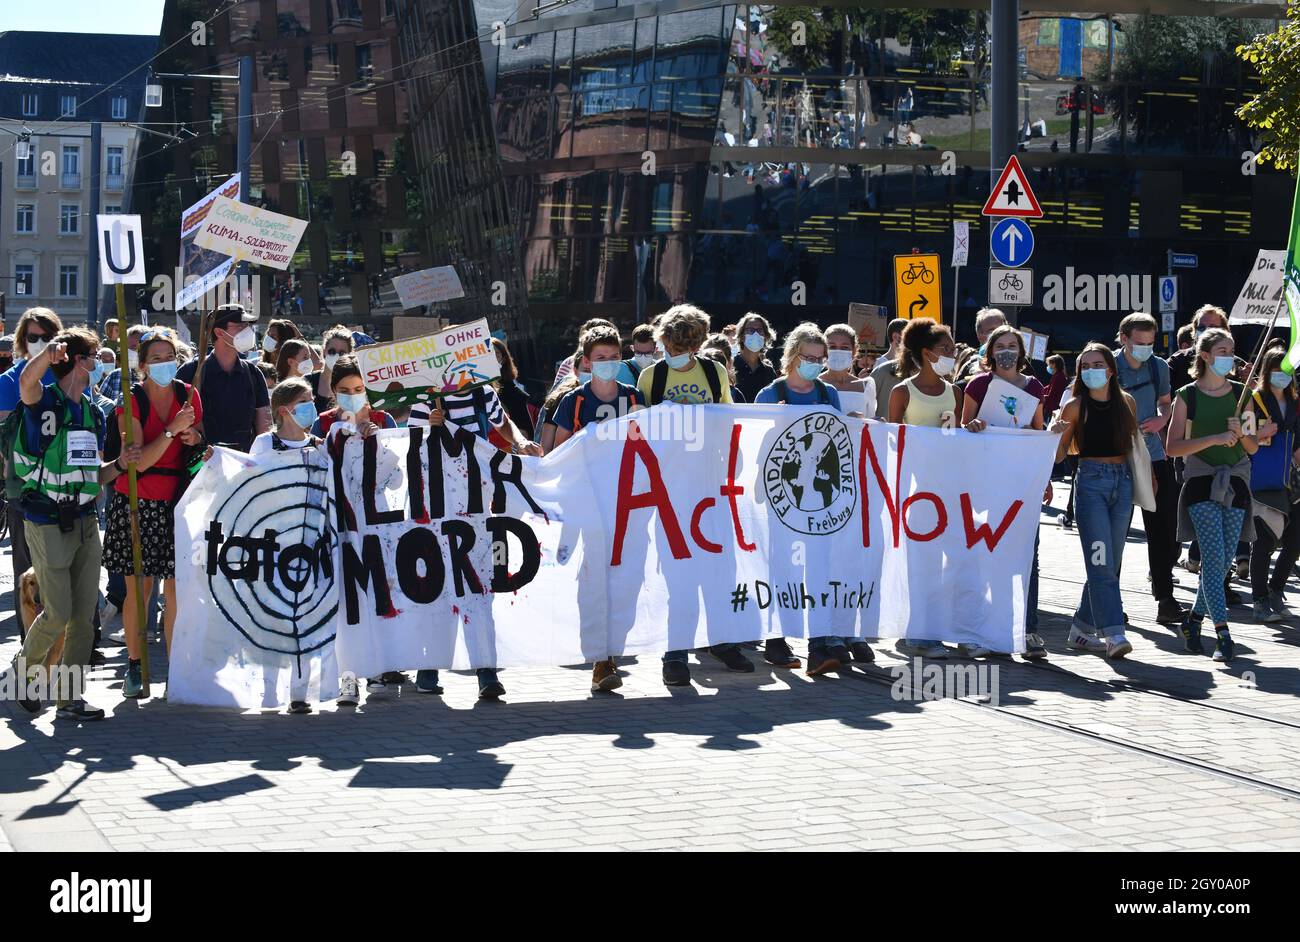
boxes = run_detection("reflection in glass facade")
[385,1,1290,363]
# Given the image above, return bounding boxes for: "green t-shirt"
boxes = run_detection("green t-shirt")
[1177,383,1245,466]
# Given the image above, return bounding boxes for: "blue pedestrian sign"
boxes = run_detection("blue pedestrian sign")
[990,217,1034,268]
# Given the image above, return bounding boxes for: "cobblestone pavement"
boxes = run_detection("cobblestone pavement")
[2,493,1299,852]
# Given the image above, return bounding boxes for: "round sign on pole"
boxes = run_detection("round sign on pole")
[990,218,1034,268]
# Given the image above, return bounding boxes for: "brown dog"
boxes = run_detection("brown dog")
[18,567,64,667]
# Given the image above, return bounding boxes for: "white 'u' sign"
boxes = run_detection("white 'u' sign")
[97,214,147,285]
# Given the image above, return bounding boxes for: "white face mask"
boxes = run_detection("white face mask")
[262,333,278,353]
[632,353,655,370]
[230,325,257,354]
[296,358,313,376]
[127,348,138,370]
[931,354,956,376]
[27,339,48,360]
[827,349,854,372]
[324,352,341,371]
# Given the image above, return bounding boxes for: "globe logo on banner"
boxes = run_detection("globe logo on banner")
[764,413,857,534]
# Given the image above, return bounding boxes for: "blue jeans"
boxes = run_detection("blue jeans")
[1073,460,1133,638]
[1026,532,1040,632]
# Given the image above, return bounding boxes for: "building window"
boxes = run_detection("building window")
[59,265,79,298]
[357,43,374,80]
[62,145,80,187]
[21,93,38,117]
[111,95,128,119]
[60,204,80,234]
[105,146,124,189]
[14,264,34,297]
[16,204,34,233]
[16,150,35,181]
[105,204,122,215]
[60,94,77,117]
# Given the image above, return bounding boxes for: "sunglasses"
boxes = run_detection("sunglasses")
[25,333,47,344]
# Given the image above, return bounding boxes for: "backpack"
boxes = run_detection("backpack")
[773,378,831,406]
[1178,380,1244,424]
[647,356,724,405]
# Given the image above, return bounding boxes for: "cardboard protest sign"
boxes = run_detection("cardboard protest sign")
[391,265,466,309]
[1230,250,1286,325]
[976,375,1042,429]
[177,174,241,309]
[171,405,1056,705]
[355,318,499,409]
[192,195,307,270]
[847,303,889,349]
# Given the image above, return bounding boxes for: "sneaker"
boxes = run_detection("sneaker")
[1023,633,1048,661]
[5,664,41,713]
[380,671,406,685]
[1058,515,1073,529]
[1106,635,1133,660]
[762,638,801,669]
[956,643,991,658]
[108,626,127,645]
[477,669,506,700]
[895,639,948,658]
[1254,600,1282,623]
[1269,591,1292,620]
[1066,625,1107,654]
[712,645,755,673]
[1180,616,1205,654]
[415,669,444,694]
[338,674,359,707]
[1155,597,1186,625]
[100,601,121,623]
[591,659,622,693]
[849,641,875,663]
[365,677,387,698]
[1213,631,1235,662]
[806,648,843,676]
[288,700,311,714]
[123,661,143,699]
[1183,556,1200,574]
[55,700,104,721]
[662,660,691,686]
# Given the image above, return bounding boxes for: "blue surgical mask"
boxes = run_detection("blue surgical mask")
[632,353,655,370]
[977,342,987,358]
[147,361,178,386]
[797,360,823,381]
[292,400,318,428]
[1081,368,1109,390]
[1211,355,1235,377]
[665,352,691,369]
[1129,344,1154,363]
[1270,371,1291,390]
[744,332,765,353]
[1046,366,1055,377]
[591,360,621,382]
[576,371,592,384]
[88,363,108,386]
[336,392,368,414]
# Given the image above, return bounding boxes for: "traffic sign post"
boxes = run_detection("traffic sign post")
[990,217,1034,268]
[893,253,942,321]
[989,267,1033,307]
[981,155,1044,218]
[1159,275,1178,314]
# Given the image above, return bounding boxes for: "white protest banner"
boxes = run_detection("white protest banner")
[976,375,1042,429]
[836,388,873,419]
[193,195,307,270]
[953,220,970,267]
[1230,249,1287,325]
[391,265,466,309]
[354,318,499,409]
[331,404,1056,677]
[170,446,339,708]
[96,215,146,284]
[177,173,241,309]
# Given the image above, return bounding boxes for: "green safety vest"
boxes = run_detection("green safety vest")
[10,385,103,510]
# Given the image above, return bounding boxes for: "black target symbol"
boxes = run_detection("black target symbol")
[208,453,337,664]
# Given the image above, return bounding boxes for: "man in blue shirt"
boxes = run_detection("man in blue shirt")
[1114,312,1183,625]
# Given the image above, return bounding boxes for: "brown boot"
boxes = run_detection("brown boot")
[591,658,622,693]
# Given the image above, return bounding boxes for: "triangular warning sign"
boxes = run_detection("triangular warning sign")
[981,155,1043,218]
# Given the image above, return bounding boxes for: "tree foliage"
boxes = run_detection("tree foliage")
[1237,5,1300,173]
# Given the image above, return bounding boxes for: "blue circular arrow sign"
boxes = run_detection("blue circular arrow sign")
[990,217,1034,268]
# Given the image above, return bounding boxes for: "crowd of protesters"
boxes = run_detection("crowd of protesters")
[2,297,1295,719]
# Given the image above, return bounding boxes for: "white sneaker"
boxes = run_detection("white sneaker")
[338,674,359,707]
[1106,634,1133,660]
[1067,625,1108,654]
[895,639,949,658]
[956,643,991,658]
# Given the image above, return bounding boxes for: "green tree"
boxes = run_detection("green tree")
[1237,5,1300,172]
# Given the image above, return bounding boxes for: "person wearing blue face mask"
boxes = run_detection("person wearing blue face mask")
[1166,327,1260,662]
[732,312,778,402]
[250,377,323,457]
[102,327,203,698]
[1245,345,1297,624]
[755,323,863,674]
[1051,343,1142,660]
[1112,313,1184,627]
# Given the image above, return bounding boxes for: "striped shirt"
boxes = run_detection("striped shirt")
[408,385,506,440]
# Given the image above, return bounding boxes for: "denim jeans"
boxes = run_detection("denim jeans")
[1026,532,1040,632]
[1073,460,1133,638]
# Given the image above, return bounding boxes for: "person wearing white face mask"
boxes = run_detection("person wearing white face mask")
[732,312,778,402]
[1166,327,1260,662]
[623,323,659,380]
[1245,345,1296,624]
[307,324,354,413]
[1111,313,1184,626]
[272,338,319,385]
[821,322,876,418]
[176,304,271,453]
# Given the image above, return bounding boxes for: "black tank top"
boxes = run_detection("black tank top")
[1078,396,1124,458]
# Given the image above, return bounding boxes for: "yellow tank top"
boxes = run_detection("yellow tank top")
[902,377,956,428]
